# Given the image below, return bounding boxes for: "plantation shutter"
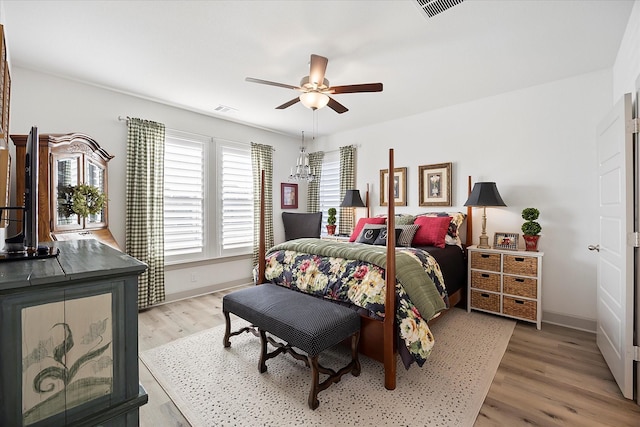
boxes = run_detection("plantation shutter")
[220,143,253,254]
[318,151,340,235]
[163,135,205,259]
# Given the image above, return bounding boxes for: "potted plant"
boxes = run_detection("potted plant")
[521,207,542,251]
[326,208,337,235]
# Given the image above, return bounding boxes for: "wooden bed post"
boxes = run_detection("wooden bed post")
[384,149,396,390]
[257,170,266,285]
[365,183,370,218]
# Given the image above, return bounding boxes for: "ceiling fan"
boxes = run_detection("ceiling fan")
[245,54,383,114]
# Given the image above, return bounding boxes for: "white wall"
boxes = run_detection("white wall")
[613,0,640,100]
[317,69,613,329]
[9,67,302,300]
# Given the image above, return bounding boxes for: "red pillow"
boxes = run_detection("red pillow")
[412,216,451,248]
[349,217,387,242]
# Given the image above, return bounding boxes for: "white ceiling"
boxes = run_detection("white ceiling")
[1,0,634,138]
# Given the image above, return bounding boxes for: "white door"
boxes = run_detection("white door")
[595,92,634,399]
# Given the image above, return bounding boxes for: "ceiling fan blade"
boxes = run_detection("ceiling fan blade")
[245,77,300,91]
[309,54,328,87]
[275,97,301,110]
[329,83,383,94]
[327,96,348,114]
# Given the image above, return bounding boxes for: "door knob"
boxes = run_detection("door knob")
[588,244,600,252]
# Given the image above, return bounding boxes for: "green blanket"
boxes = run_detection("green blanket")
[267,238,446,320]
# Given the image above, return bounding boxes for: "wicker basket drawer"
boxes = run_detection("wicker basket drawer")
[503,276,537,298]
[503,255,537,276]
[503,296,537,321]
[470,290,500,313]
[471,271,500,292]
[471,252,501,272]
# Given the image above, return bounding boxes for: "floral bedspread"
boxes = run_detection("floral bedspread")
[263,239,449,367]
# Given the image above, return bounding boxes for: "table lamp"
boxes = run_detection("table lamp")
[340,189,366,235]
[464,182,506,249]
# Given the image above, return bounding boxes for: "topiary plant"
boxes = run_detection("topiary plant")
[327,208,337,225]
[521,208,541,236]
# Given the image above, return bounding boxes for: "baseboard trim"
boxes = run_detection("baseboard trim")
[159,286,598,333]
[542,310,596,333]
[162,278,252,305]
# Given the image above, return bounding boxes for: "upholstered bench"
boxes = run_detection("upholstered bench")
[222,283,361,410]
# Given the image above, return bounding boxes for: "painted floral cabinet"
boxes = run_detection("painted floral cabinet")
[0,240,147,426]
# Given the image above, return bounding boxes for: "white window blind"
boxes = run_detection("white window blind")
[318,151,340,235]
[219,143,253,255]
[164,134,205,259]
[163,131,253,263]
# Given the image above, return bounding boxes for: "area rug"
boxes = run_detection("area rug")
[140,308,515,426]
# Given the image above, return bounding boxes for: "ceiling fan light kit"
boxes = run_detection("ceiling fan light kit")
[246,54,383,114]
[299,92,330,110]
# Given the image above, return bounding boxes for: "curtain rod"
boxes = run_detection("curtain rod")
[321,144,360,155]
[118,116,275,151]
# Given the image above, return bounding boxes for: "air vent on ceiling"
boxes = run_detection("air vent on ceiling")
[214,104,238,114]
[414,0,464,19]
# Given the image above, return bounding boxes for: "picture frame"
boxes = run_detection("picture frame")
[418,162,452,206]
[494,232,519,250]
[380,167,407,206]
[281,183,298,209]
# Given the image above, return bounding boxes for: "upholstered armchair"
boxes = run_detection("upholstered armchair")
[281,212,322,241]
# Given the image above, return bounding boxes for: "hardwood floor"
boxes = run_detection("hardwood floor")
[137,290,640,426]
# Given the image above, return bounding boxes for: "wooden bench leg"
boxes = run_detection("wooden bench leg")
[222,310,261,349]
[223,310,232,348]
[351,331,361,377]
[258,329,268,373]
[306,331,361,410]
[308,355,320,410]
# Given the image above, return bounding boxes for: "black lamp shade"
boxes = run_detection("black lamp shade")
[340,190,366,208]
[464,182,506,207]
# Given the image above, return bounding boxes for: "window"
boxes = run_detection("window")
[219,143,253,255]
[164,133,205,260]
[164,131,252,263]
[318,151,340,235]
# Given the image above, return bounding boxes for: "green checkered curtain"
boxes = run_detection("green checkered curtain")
[251,142,274,268]
[306,151,324,213]
[339,145,356,235]
[126,117,166,309]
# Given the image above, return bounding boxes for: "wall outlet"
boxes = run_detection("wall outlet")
[190,273,197,283]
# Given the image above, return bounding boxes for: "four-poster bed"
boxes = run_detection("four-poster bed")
[253,149,473,390]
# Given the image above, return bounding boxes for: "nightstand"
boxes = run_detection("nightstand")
[320,234,350,242]
[467,245,543,329]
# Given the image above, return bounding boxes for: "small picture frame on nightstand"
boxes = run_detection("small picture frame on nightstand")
[494,232,519,250]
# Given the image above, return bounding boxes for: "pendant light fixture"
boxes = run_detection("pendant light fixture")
[289,131,315,182]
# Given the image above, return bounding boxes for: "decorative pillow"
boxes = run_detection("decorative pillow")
[396,224,420,247]
[373,227,403,246]
[412,216,451,248]
[356,227,381,244]
[349,217,386,242]
[394,214,416,225]
[374,214,416,226]
[416,212,466,247]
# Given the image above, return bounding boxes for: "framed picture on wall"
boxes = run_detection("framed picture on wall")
[379,167,407,206]
[281,183,298,209]
[418,162,452,206]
